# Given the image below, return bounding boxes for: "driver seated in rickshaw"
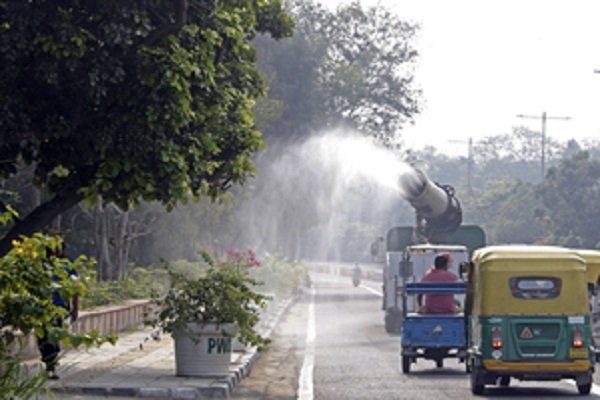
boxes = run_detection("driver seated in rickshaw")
[418,253,460,314]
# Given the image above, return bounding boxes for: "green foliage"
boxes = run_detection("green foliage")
[424,140,600,248]
[254,0,419,145]
[250,255,306,297]
[541,152,600,248]
[0,210,115,396]
[148,249,270,350]
[0,205,17,225]
[0,354,47,400]
[81,262,237,309]
[81,267,170,309]
[466,181,545,244]
[473,127,563,166]
[83,255,306,311]
[0,0,293,246]
[0,234,112,347]
[320,2,420,145]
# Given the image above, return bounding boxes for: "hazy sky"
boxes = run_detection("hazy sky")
[321,0,600,156]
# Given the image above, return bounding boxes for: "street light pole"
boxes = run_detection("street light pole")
[516,112,571,179]
[541,111,547,178]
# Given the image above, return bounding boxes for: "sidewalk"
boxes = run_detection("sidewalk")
[46,296,296,399]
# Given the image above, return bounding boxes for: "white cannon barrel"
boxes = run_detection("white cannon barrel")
[399,167,462,239]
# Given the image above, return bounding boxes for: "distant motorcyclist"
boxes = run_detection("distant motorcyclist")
[304,272,313,288]
[352,263,362,287]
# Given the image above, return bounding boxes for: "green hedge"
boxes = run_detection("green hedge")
[82,256,307,309]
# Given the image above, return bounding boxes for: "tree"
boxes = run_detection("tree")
[469,127,565,186]
[254,0,420,146]
[465,181,545,244]
[540,152,600,248]
[320,2,420,146]
[0,0,293,255]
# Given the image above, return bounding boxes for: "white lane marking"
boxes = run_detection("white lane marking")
[298,286,316,400]
[359,284,383,297]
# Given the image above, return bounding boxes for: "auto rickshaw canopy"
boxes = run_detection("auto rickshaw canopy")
[470,245,588,316]
[573,249,600,286]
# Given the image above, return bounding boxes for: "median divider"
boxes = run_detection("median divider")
[12,299,155,360]
[47,293,300,399]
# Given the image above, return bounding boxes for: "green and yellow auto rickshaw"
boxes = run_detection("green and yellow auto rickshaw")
[465,245,599,395]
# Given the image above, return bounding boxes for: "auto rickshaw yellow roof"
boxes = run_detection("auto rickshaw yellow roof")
[472,245,585,265]
[574,249,600,262]
[470,245,589,316]
[573,249,600,284]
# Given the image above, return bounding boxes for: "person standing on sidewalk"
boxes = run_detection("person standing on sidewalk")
[37,246,79,379]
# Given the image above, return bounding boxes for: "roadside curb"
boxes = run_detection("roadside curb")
[49,293,300,399]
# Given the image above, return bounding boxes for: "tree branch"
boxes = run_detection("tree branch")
[0,191,85,256]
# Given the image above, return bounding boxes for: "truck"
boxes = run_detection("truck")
[378,167,486,334]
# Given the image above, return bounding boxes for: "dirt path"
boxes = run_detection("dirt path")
[232,296,308,399]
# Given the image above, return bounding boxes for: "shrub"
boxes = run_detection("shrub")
[251,255,306,297]
[0,210,115,396]
[147,249,270,350]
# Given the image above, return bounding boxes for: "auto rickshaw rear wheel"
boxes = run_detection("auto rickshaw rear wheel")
[576,372,592,395]
[577,382,591,395]
[470,365,485,395]
[436,359,443,368]
[401,355,411,374]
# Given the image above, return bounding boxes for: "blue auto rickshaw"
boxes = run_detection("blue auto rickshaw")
[401,282,468,373]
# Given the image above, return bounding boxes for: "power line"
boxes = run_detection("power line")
[515,112,571,179]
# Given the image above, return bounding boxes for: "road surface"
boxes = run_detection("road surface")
[234,271,600,399]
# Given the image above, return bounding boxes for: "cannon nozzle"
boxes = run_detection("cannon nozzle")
[399,167,462,242]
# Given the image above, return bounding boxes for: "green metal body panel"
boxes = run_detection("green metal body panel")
[474,315,593,363]
[387,225,486,254]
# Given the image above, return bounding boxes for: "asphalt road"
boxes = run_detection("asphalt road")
[234,272,600,400]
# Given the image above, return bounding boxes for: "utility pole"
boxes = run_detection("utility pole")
[516,112,571,179]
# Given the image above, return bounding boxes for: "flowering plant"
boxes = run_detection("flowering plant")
[148,249,270,350]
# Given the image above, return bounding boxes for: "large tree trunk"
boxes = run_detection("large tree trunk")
[0,191,84,256]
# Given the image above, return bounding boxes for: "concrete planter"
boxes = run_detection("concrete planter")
[173,323,236,376]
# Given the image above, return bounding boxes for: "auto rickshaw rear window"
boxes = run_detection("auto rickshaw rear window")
[509,277,562,299]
